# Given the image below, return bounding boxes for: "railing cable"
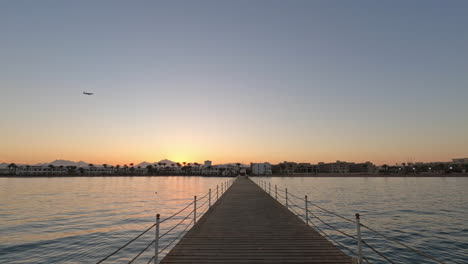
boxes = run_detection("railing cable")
[361,240,396,264]
[96,223,155,263]
[160,200,194,224]
[159,208,194,239]
[158,219,194,254]
[128,239,155,264]
[306,201,356,224]
[308,216,357,257]
[359,223,446,264]
[307,210,356,240]
[146,256,154,264]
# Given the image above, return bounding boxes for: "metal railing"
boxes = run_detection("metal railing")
[252,178,447,264]
[96,178,236,264]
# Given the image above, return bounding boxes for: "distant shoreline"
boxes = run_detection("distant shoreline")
[1,173,468,178]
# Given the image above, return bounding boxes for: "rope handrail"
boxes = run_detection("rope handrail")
[197,202,210,214]
[159,208,194,239]
[307,215,357,257]
[288,192,303,200]
[160,200,194,224]
[146,256,154,264]
[258,180,447,264]
[276,187,286,193]
[306,201,356,223]
[128,239,155,264]
[277,192,286,200]
[288,199,306,211]
[96,223,156,263]
[97,179,239,264]
[198,191,210,200]
[361,239,395,264]
[197,197,209,209]
[359,223,446,264]
[288,205,301,216]
[307,209,356,240]
[158,219,194,254]
[198,204,210,216]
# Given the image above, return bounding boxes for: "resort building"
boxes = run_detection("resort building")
[16,165,68,176]
[317,161,350,173]
[251,163,272,175]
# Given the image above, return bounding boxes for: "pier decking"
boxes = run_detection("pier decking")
[160,176,352,263]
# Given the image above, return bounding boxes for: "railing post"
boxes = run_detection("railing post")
[194,196,197,223]
[275,185,277,199]
[269,182,271,195]
[285,188,288,208]
[209,189,211,208]
[356,213,363,264]
[305,195,308,224]
[221,183,224,194]
[217,185,219,200]
[155,214,160,264]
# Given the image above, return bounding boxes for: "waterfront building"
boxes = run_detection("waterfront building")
[317,161,350,173]
[349,162,376,173]
[278,161,298,174]
[16,165,68,176]
[251,163,272,175]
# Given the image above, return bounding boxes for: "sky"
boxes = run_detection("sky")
[1,0,468,165]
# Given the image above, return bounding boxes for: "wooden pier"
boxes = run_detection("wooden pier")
[160,176,352,263]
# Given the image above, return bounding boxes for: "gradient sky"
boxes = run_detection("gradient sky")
[1,0,468,165]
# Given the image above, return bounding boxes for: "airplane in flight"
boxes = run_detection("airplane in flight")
[83,92,94,95]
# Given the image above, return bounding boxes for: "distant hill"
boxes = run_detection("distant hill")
[0,162,26,168]
[137,159,178,167]
[136,161,153,168]
[34,160,90,167]
[1,159,233,168]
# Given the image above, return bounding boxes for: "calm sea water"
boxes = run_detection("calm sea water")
[0,176,467,263]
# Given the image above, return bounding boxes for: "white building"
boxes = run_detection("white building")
[16,166,68,175]
[251,163,272,175]
[201,161,240,176]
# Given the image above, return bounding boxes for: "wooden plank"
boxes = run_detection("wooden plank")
[160,176,353,263]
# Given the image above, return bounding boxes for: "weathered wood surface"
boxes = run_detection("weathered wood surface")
[160,176,352,263]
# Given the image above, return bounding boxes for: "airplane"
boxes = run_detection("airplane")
[83,92,94,95]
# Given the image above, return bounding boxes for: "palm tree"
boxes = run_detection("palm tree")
[48,164,55,175]
[103,164,108,169]
[88,164,94,175]
[146,165,154,174]
[8,163,17,175]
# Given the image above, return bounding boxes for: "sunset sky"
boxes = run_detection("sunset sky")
[1,0,467,165]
